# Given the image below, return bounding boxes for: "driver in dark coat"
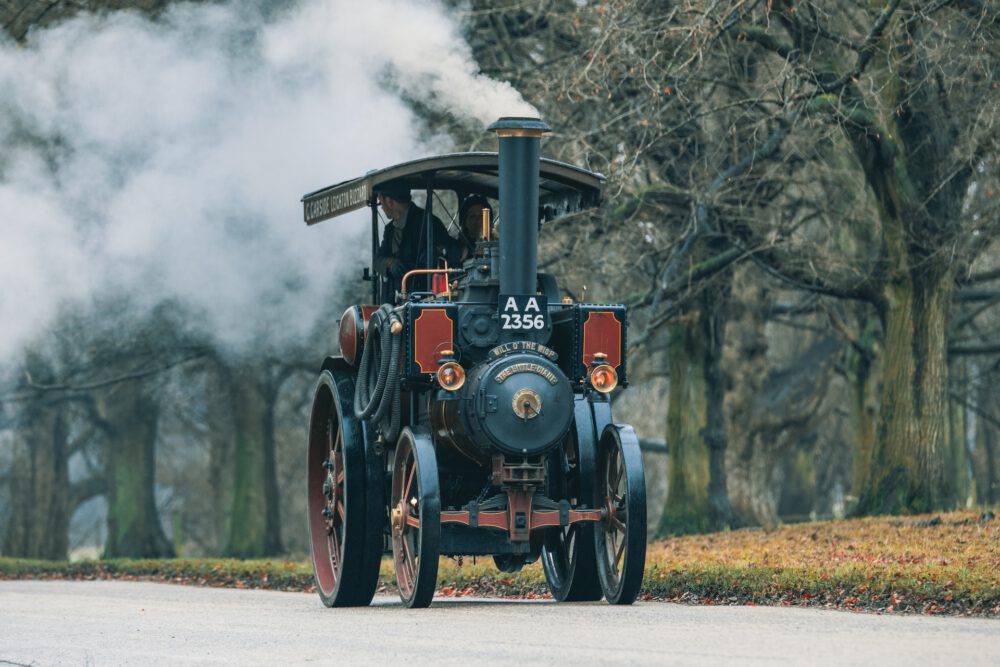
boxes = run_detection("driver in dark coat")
[374,182,456,302]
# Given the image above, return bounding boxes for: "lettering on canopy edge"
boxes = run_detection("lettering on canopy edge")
[304,182,370,223]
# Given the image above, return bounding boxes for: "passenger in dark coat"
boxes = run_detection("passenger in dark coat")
[451,194,493,265]
[374,183,456,302]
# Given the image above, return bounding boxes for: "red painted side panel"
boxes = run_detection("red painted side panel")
[582,311,622,369]
[413,308,454,374]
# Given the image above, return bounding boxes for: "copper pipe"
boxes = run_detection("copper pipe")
[401,267,462,299]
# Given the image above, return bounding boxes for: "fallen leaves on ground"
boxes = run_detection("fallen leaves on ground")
[1,510,996,616]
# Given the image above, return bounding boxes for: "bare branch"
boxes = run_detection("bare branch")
[959,267,1000,285]
[949,342,1000,356]
[1,350,208,402]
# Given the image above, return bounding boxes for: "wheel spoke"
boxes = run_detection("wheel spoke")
[601,440,626,585]
[614,538,626,569]
[328,528,340,572]
[399,547,412,592]
[336,500,346,523]
[327,418,338,459]
[406,514,421,529]
[403,534,415,571]
[403,563,414,593]
[403,458,416,502]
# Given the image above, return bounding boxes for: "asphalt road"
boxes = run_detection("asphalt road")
[1,581,998,666]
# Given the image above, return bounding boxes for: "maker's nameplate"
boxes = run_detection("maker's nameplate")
[494,362,558,385]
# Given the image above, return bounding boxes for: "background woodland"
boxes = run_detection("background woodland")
[1,0,998,560]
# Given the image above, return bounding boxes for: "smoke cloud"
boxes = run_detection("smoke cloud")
[0,0,536,362]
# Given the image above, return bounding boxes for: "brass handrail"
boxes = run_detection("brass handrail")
[400,266,462,299]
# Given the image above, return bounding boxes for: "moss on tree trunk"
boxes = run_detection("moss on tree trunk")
[846,316,880,505]
[658,318,710,536]
[658,286,733,535]
[947,386,968,507]
[102,385,173,559]
[224,366,283,558]
[857,265,954,514]
[226,429,268,558]
[225,374,268,558]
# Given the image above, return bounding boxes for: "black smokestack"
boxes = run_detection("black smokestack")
[488,117,551,296]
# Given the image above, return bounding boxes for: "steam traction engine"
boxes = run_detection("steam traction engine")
[302,118,646,607]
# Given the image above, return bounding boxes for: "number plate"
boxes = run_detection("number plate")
[499,294,549,331]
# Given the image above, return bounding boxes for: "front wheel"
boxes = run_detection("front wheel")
[391,428,441,608]
[595,424,647,605]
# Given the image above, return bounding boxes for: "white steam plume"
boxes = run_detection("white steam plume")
[0,0,536,362]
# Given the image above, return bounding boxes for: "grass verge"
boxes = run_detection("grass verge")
[2,511,997,615]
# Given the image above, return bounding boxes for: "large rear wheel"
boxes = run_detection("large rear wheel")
[595,423,647,605]
[391,428,441,608]
[307,368,378,606]
[541,398,603,602]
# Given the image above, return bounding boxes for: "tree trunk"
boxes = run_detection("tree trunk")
[102,383,173,559]
[3,402,69,560]
[979,424,997,506]
[947,375,969,507]
[843,17,967,515]
[740,431,786,529]
[857,268,954,514]
[204,361,234,554]
[658,283,734,535]
[846,311,880,506]
[701,287,734,528]
[224,367,282,558]
[226,377,266,558]
[982,419,998,505]
[658,316,711,536]
[260,386,284,556]
[971,364,998,505]
[723,265,774,527]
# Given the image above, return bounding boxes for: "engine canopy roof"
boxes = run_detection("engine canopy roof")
[301,152,604,226]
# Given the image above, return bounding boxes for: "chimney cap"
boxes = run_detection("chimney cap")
[488,117,551,135]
